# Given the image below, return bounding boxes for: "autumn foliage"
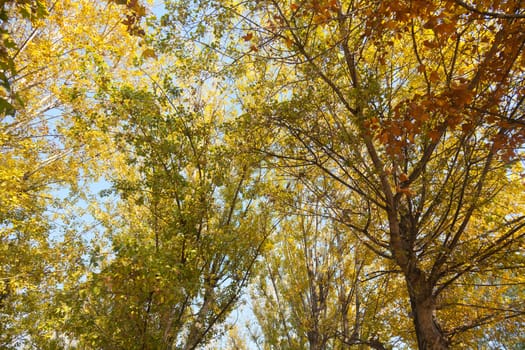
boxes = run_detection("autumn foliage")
[1,0,524,349]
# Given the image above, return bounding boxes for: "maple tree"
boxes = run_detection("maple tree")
[167,0,524,348]
[239,0,524,348]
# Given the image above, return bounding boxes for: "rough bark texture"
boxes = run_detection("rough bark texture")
[390,211,449,349]
[406,276,448,350]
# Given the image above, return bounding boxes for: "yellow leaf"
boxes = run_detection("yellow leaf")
[141,48,157,59]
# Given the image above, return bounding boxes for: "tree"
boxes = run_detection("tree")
[1,0,523,348]
[251,178,406,349]
[2,0,273,347]
[61,76,273,349]
[0,0,48,114]
[0,0,143,346]
[160,0,525,348]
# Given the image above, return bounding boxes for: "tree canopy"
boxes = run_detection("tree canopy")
[1,0,524,349]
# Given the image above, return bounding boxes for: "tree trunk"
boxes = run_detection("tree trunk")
[405,275,448,350]
[390,211,449,349]
[307,329,322,350]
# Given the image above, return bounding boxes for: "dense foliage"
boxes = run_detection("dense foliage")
[1,0,524,349]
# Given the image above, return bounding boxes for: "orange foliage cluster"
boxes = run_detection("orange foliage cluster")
[359,1,525,161]
[289,0,339,23]
[367,87,476,158]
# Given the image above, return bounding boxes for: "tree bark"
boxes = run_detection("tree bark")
[404,272,449,350]
[389,210,449,349]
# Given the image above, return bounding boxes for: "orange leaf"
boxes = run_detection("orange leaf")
[429,71,440,82]
[313,14,325,24]
[378,131,389,144]
[434,22,455,37]
[423,17,437,30]
[329,0,339,11]
[461,123,474,133]
[446,114,461,128]
[390,125,403,137]
[487,115,497,123]
[452,85,473,105]
[423,40,439,48]
[387,142,403,156]
[428,130,441,142]
[419,113,430,122]
[242,32,253,41]
[402,120,413,129]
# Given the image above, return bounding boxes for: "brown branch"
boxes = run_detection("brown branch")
[454,0,525,19]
